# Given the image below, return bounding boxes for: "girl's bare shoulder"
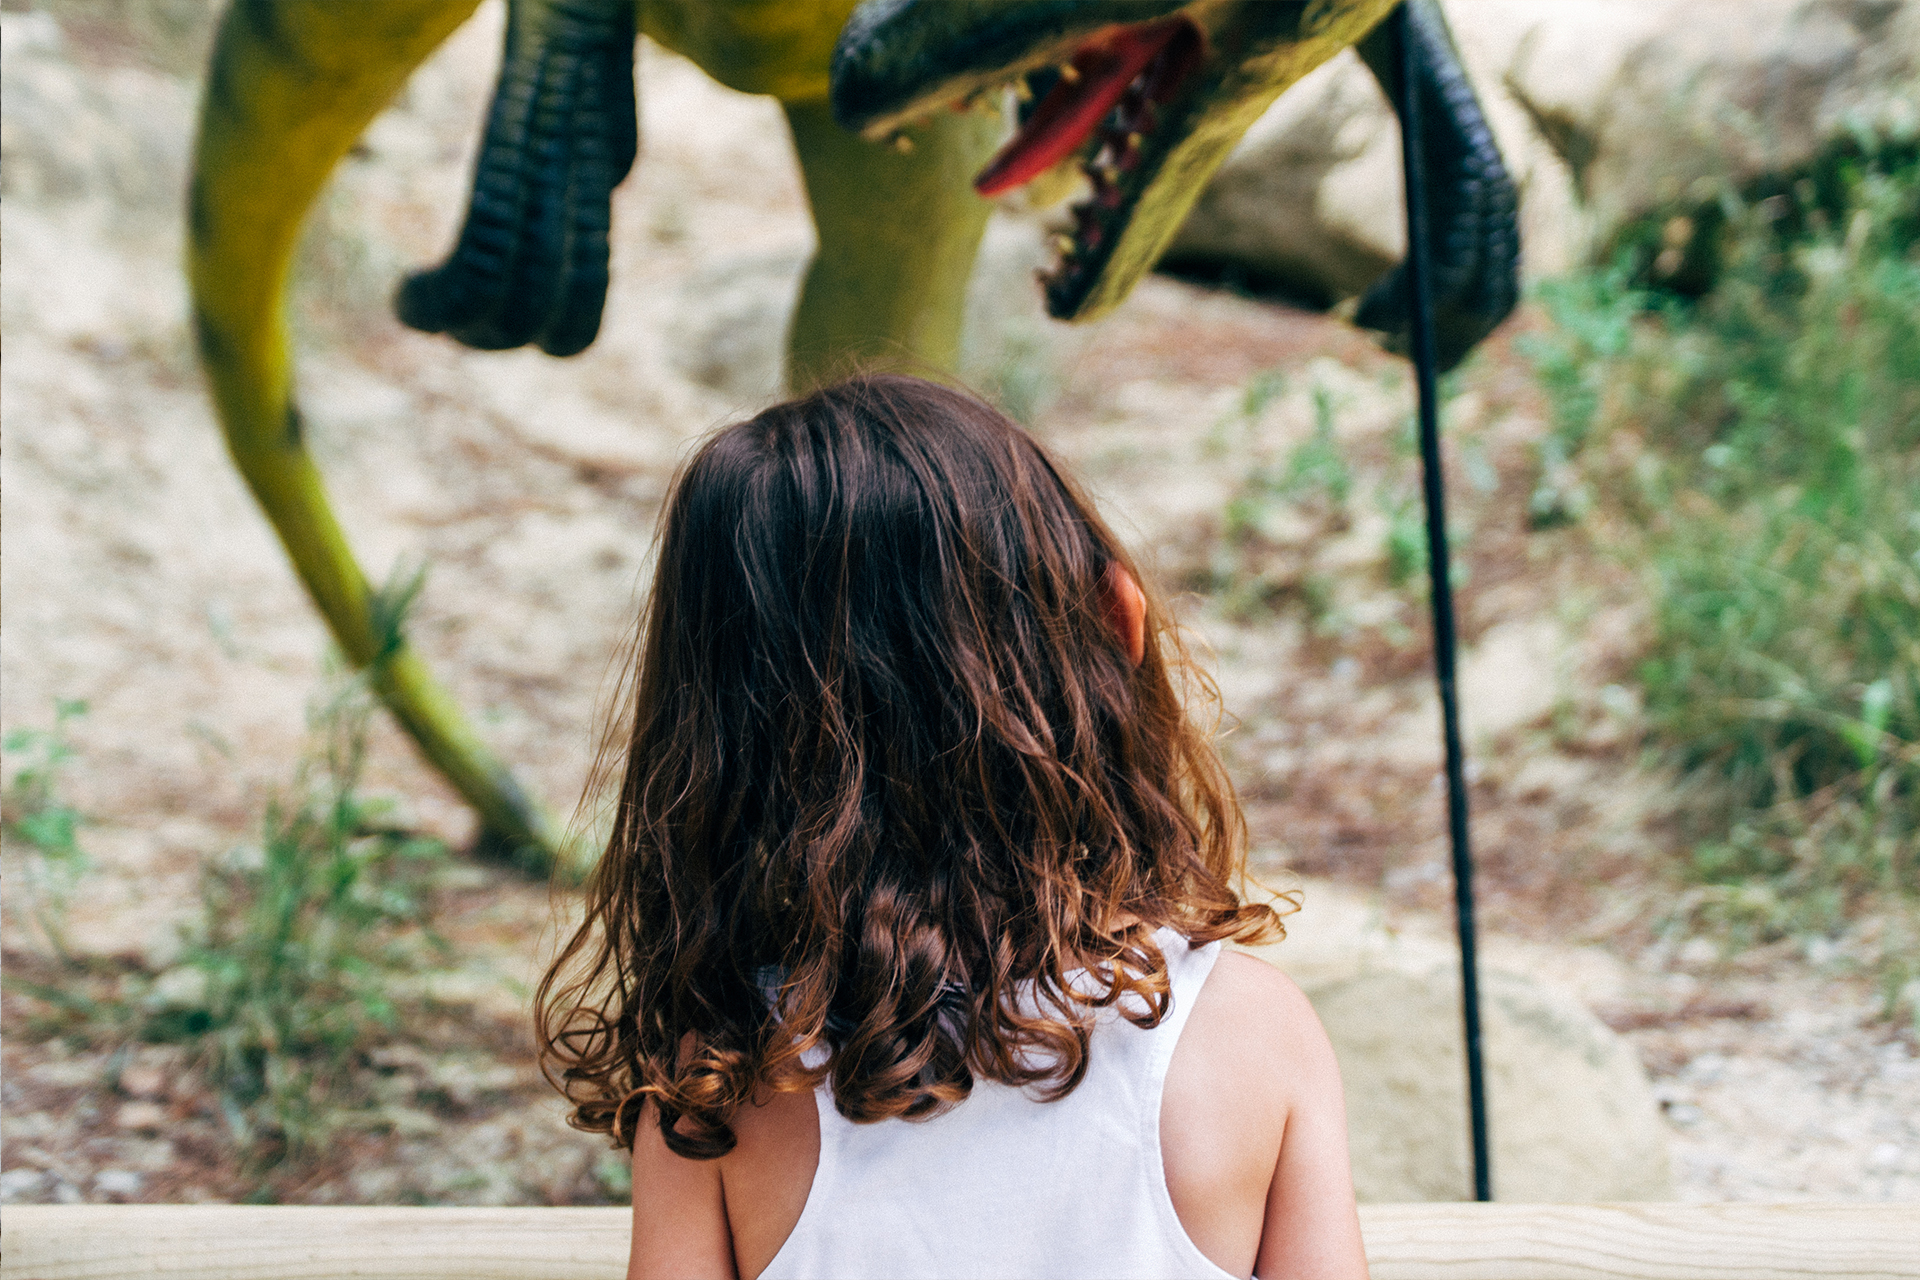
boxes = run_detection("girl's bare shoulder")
[1161,947,1347,1276]
[1198,950,1336,1068]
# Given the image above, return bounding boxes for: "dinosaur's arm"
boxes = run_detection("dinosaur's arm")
[191,0,558,864]
[1353,0,1519,372]
[396,0,639,357]
[783,101,1001,390]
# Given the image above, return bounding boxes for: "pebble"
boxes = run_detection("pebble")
[114,1101,168,1134]
[94,1169,143,1196]
[0,1169,47,1200]
[1663,1101,1705,1128]
[118,1064,169,1101]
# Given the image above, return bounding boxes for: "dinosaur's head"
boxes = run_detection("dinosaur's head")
[831,0,1399,323]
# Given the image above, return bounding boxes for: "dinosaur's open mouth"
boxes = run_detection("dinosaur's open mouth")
[969,16,1205,302]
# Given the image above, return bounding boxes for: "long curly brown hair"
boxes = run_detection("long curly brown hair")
[535,374,1286,1158]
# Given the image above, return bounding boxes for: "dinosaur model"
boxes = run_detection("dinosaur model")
[188,0,1517,867]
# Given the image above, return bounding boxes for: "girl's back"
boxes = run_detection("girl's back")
[537,375,1366,1280]
[636,936,1360,1279]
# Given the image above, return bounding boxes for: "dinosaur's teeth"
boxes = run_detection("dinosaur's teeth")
[1071,204,1104,248]
[1058,62,1080,83]
[1013,76,1033,103]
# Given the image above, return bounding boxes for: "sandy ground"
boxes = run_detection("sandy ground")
[2,3,1914,1207]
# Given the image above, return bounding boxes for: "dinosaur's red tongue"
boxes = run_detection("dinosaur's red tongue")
[972,17,1192,198]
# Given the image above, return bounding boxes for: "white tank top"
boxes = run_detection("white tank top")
[760,929,1233,1280]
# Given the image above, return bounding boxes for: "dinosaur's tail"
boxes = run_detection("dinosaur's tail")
[189,0,560,868]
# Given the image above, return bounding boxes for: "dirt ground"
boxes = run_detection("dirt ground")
[2,3,1915,1207]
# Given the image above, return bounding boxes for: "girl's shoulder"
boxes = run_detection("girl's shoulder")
[1162,948,1362,1279]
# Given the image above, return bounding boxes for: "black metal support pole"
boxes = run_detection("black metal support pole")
[1390,2,1491,1202]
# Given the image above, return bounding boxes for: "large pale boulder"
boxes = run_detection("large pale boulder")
[1236,880,1673,1204]
[1165,0,1920,305]
[1306,966,1672,1202]
[1505,0,1920,242]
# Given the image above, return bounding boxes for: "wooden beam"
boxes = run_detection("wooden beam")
[1356,1204,1919,1279]
[3,1202,1915,1280]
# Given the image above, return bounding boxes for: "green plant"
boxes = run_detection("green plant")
[1529,133,1920,978]
[2,700,92,960]
[1213,381,1358,623]
[1515,268,1648,527]
[148,678,450,1161]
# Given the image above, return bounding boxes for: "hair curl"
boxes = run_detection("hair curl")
[536,374,1287,1158]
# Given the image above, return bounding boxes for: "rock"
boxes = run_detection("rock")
[0,1168,49,1201]
[93,1169,144,1198]
[1163,0,1919,304]
[114,1101,168,1134]
[1303,966,1672,1202]
[147,964,210,1012]
[117,1063,170,1102]
[1510,0,1919,233]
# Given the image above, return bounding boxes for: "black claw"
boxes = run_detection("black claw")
[1354,0,1520,373]
[396,0,637,358]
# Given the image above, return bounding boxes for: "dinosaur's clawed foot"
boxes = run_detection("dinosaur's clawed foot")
[1351,1,1519,373]
[396,0,637,358]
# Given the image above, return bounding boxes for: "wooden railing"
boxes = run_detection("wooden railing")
[4,1202,1916,1279]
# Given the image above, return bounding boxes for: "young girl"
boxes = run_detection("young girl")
[536,375,1366,1280]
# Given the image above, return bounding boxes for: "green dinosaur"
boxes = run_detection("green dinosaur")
[829,0,1517,366]
[189,0,1516,868]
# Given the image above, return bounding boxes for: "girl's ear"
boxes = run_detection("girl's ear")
[1101,563,1147,667]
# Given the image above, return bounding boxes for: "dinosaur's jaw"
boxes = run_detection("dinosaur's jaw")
[832,0,1401,322]
[971,16,1205,318]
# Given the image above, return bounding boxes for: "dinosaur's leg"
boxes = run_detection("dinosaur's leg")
[396,0,638,357]
[1354,0,1520,372]
[191,0,560,868]
[782,100,1001,389]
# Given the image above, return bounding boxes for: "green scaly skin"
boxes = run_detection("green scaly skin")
[190,0,999,868]
[191,0,1513,867]
[189,0,566,868]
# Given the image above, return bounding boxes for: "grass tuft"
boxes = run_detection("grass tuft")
[1528,134,1920,995]
[2,700,93,961]
[7,677,454,1173]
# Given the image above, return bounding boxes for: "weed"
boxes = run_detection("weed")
[1515,269,1647,527]
[152,677,451,1160]
[2,700,92,960]
[1213,380,1358,624]
[7,678,455,1171]
[1528,132,1920,980]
